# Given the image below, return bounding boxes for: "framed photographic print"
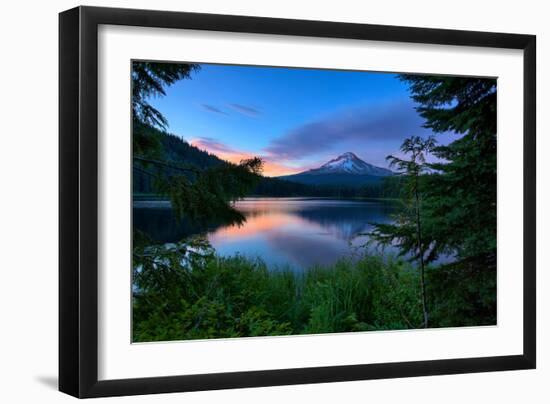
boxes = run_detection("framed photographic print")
[59,6,536,398]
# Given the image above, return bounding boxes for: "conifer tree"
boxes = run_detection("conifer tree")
[371,136,436,327]
[370,76,497,327]
[400,75,497,262]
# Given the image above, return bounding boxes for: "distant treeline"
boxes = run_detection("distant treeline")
[133,130,223,194]
[133,129,402,199]
[252,175,403,198]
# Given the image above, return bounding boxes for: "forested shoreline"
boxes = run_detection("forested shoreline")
[133,129,403,199]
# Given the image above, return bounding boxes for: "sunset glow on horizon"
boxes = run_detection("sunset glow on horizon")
[190,137,305,177]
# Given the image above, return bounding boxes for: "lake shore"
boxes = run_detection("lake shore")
[133,194,400,206]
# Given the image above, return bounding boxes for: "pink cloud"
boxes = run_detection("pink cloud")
[190,137,303,177]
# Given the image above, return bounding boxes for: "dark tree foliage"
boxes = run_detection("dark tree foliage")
[163,157,263,224]
[371,137,437,262]
[370,136,436,327]
[133,127,225,194]
[161,133,225,168]
[132,62,199,129]
[132,62,199,158]
[401,74,497,260]
[253,176,402,199]
[369,75,497,326]
[427,254,496,327]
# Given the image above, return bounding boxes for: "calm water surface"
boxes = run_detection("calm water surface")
[134,197,399,271]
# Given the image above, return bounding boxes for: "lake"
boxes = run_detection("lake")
[133,197,399,271]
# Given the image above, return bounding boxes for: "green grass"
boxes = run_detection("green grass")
[134,250,419,342]
[132,241,496,342]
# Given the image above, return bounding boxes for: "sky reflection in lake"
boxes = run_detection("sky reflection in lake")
[207,198,397,270]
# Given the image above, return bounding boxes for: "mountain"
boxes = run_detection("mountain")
[276,152,393,188]
[313,152,393,176]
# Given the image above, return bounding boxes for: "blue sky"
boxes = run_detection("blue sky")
[146,63,453,176]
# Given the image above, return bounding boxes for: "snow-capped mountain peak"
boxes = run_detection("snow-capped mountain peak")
[309,152,392,176]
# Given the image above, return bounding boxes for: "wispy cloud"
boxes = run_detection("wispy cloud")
[201,103,261,117]
[264,100,428,161]
[190,137,300,177]
[201,104,227,115]
[228,103,261,116]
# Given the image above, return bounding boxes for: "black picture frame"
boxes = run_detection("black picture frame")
[59,6,536,398]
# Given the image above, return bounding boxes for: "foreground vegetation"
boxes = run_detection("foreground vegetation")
[132,238,495,342]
